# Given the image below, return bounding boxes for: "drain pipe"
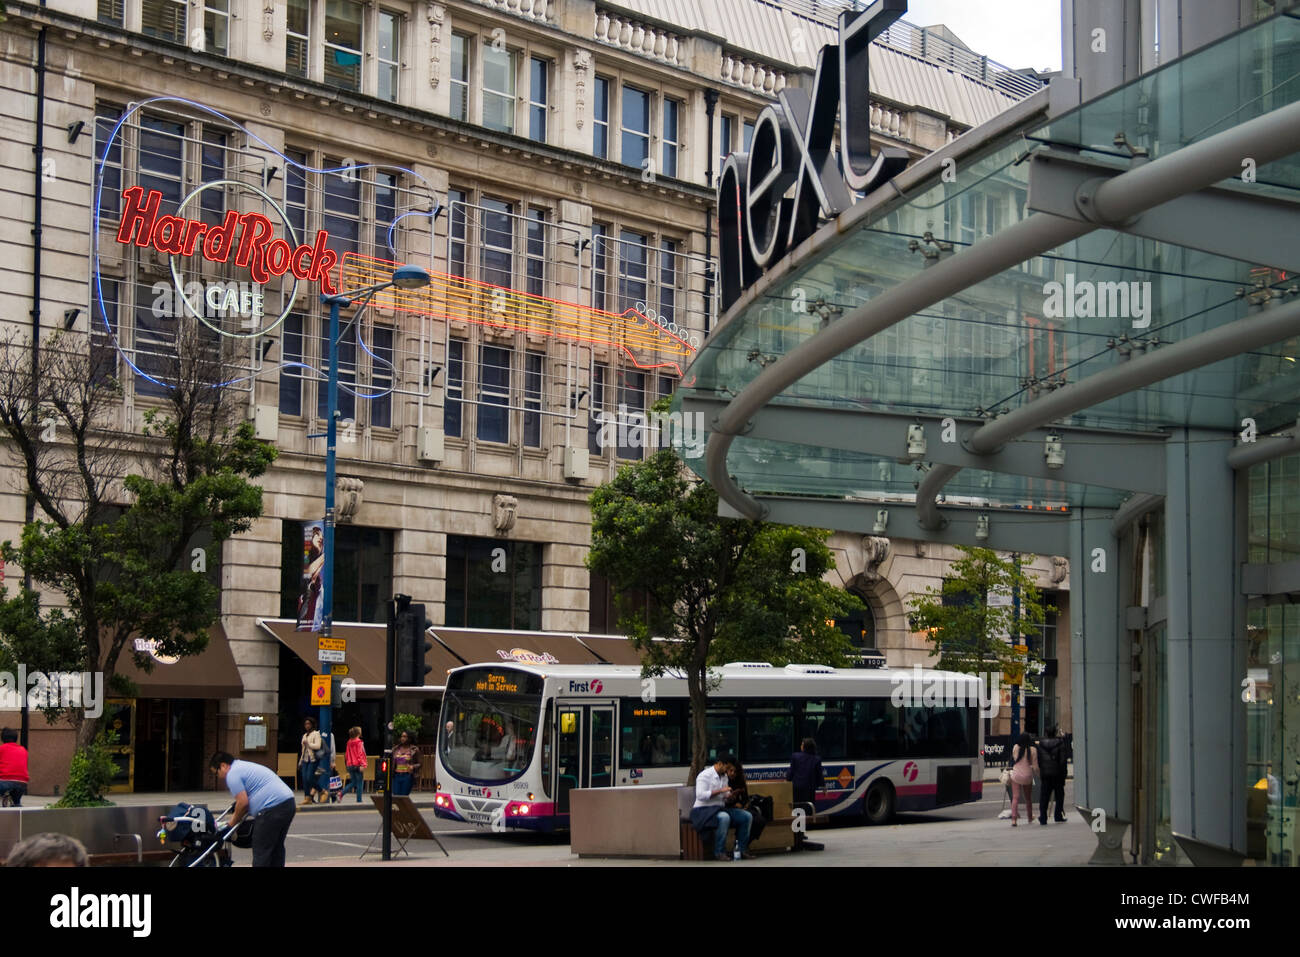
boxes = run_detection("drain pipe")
[702,89,718,338]
[23,17,49,748]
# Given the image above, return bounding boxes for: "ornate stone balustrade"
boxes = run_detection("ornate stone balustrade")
[593,8,687,67]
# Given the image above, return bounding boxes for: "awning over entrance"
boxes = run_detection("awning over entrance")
[430,628,607,667]
[258,619,464,687]
[260,620,646,683]
[573,634,647,665]
[113,625,243,699]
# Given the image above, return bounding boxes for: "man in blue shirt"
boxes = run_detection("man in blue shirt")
[210,751,297,867]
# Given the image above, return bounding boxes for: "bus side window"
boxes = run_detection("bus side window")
[541,706,553,797]
[852,699,899,759]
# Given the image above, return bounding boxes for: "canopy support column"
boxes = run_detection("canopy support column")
[1164,429,1247,860]
[1068,507,1132,863]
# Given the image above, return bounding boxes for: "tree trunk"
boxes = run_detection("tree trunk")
[688,667,709,782]
[73,709,98,751]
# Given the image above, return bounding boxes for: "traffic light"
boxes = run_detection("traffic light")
[395,603,433,686]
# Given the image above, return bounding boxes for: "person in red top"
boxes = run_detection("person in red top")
[340,726,367,804]
[0,728,30,807]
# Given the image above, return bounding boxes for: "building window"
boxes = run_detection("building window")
[591,223,609,311]
[371,326,394,428]
[445,537,542,630]
[445,338,465,437]
[524,351,544,448]
[317,318,358,424]
[447,187,468,277]
[375,170,398,258]
[478,345,511,444]
[621,85,650,172]
[662,98,680,178]
[529,57,549,142]
[141,0,186,44]
[324,0,364,92]
[588,362,607,456]
[91,278,120,386]
[377,10,400,103]
[95,104,123,218]
[743,119,754,151]
[526,207,546,297]
[617,368,646,460]
[99,0,125,25]
[322,154,361,259]
[593,76,610,159]
[280,521,393,625]
[286,0,310,78]
[280,314,304,416]
[617,230,648,314]
[450,32,471,121]
[200,1,230,55]
[285,148,308,240]
[720,114,734,170]
[659,239,678,325]
[481,198,514,288]
[482,46,516,134]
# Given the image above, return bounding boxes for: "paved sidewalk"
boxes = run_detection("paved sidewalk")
[298,813,1097,867]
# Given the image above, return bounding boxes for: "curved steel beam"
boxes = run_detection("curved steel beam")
[915,294,1300,524]
[1226,428,1300,471]
[708,213,1093,519]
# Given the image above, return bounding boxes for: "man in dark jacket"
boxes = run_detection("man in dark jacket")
[786,737,826,807]
[1037,727,1069,825]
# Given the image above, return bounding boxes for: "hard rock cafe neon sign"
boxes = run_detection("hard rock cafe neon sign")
[717,0,911,312]
[115,184,340,293]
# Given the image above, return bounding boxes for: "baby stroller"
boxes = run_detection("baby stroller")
[157,802,252,867]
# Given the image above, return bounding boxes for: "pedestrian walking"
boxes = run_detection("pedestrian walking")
[1036,726,1069,824]
[341,726,367,803]
[299,718,321,805]
[1009,732,1037,826]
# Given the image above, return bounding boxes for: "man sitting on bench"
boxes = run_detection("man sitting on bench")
[690,753,753,861]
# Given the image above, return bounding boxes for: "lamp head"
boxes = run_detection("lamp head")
[391,265,431,290]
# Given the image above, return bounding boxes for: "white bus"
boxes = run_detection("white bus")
[432,662,984,831]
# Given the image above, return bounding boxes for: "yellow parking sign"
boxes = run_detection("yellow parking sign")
[311,675,331,706]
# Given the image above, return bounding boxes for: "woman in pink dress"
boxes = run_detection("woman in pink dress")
[1009,732,1038,826]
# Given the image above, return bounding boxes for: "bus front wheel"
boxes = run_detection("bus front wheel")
[863,781,895,825]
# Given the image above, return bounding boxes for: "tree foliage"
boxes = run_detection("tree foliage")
[906,546,1051,685]
[0,327,277,747]
[587,448,861,778]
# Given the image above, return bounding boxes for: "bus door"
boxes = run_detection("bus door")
[555,703,616,814]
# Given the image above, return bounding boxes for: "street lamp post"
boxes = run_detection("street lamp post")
[317,265,430,756]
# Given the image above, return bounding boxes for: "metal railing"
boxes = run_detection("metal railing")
[763,0,1045,99]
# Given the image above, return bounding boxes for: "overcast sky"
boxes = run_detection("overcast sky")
[902,0,1063,73]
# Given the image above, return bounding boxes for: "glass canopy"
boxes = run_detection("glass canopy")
[677,11,1300,513]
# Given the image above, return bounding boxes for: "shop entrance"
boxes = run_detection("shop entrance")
[132,699,208,792]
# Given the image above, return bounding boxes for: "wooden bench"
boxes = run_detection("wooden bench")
[679,781,797,859]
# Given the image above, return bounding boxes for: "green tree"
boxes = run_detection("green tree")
[906,546,1050,685]
[0,327,277,749]
[587,447,861,779]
